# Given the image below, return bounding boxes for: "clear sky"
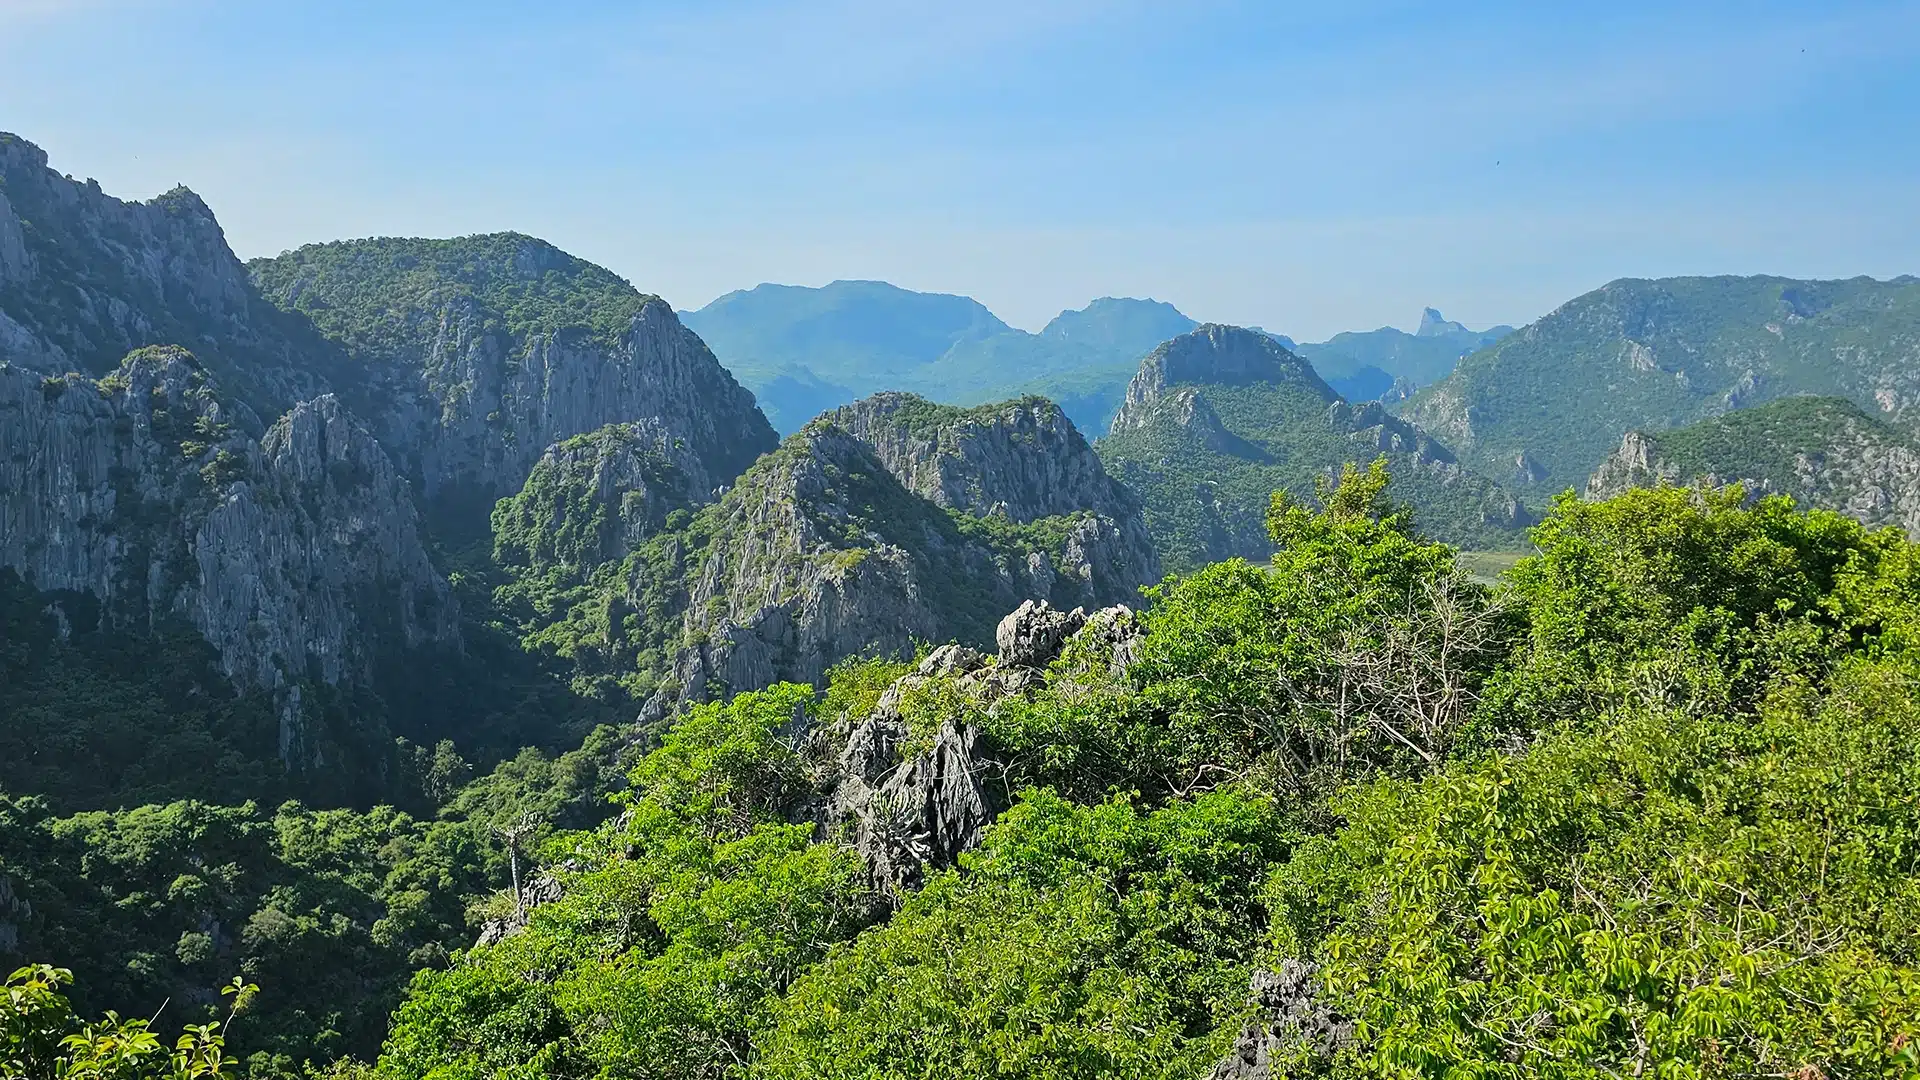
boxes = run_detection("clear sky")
[3,0,1916,339]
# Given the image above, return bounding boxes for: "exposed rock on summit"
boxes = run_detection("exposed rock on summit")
[634,423,1155,719]
[820,599,1145,893]
[1097,325,1530,571]
[0,132,343,414]
[249,234,779,522]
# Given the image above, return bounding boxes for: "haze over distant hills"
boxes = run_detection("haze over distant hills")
[1296,307,1514,402]
[684,281,1508,433]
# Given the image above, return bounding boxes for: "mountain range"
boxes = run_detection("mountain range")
[682,280,1506,433]
[1398,274,1920,498]
[7,122,1920,1077]
[1097,324,1530,572]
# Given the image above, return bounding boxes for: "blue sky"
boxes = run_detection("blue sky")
[2,0,1916,338]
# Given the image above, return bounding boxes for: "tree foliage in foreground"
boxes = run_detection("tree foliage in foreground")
[13,467,1920,1077]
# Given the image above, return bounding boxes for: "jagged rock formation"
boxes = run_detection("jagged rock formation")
[249,235,778,522]
[824,391,1159,580]
[1098,325,1530,572]
[491,404,1158,720]
[490,419,707,583]
[1585,396,1920,535]
[473,872,567,948]
[0,132,343,415]
[1400,275,1920,498]
[827,393,1140,523]
[0,348,456,758]
[641,423,1153,718]
[820,600,1144,893]
[1206,961,1354,1080]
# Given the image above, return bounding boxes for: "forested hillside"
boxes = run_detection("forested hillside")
[5,126,1920,1080]
[1097,324,1530,572]
[1587,395,1920,535]
[1400,274,1920,497]
[21,464,1920,1077]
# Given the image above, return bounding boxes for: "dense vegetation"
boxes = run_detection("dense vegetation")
[248,234,660,362]
[1098,329,1529,573]
[16,466,1915,1077]
[1400,274,1920,498]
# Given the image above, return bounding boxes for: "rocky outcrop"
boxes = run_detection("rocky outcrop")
[637,425,1153,718]
[0,132,339,415]
[1585,399,1920,536]
[250,236,778,515]
[1109,325,1336,434]
[0,348,457,761]
[1206,962,1354,1080]
[821,600,1145,893]
[490,420,707,580]
[828,392,1143,524]
[1584,431,1669,496]
[474,872,566,948]
[827,391,1159,593]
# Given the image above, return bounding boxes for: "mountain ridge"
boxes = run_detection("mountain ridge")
[1400,273,1920,497]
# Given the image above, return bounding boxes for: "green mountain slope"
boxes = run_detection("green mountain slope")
[491,403,1157,716]
[1399,274,1920,498]
[1096,324,1529,573]
[1586,395,1920,534]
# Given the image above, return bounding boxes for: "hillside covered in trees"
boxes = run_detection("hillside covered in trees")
[11,467,1920,1078]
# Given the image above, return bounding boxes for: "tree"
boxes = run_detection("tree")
[3,965,256,1079]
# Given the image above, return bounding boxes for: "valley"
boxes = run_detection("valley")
[4,124,1919,1079]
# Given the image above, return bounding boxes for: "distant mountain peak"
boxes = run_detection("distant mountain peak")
[1416,307,1468,337]
[1038,296,1196,346]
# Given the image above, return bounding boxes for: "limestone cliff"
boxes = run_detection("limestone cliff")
[643,422,1153,718]
[0,348,457,759]
[1585,396,1920,535]
[490,409,1159,718]
[0,132,342,415]
[824,391,1159,580]
[248,235,777,520]
[1098,325,1529,572]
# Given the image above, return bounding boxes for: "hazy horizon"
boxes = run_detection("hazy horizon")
[5,1,1915,339]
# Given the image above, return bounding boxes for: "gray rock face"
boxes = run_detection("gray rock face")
[0,132,336,415]
[0,348,457,760]
[474,871,566,948]
[828,392,1146,525]
[828,393,1160,591]
[250,237,778,512]
[632,425,1157,721]
[1207,961,1354,1080]
[491,419,707,578]
[385,293,772,506]
[1109,325,1335,434]
[995,599,1087,667]
[1586,408,1920,536]
[821,604,1142,893]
